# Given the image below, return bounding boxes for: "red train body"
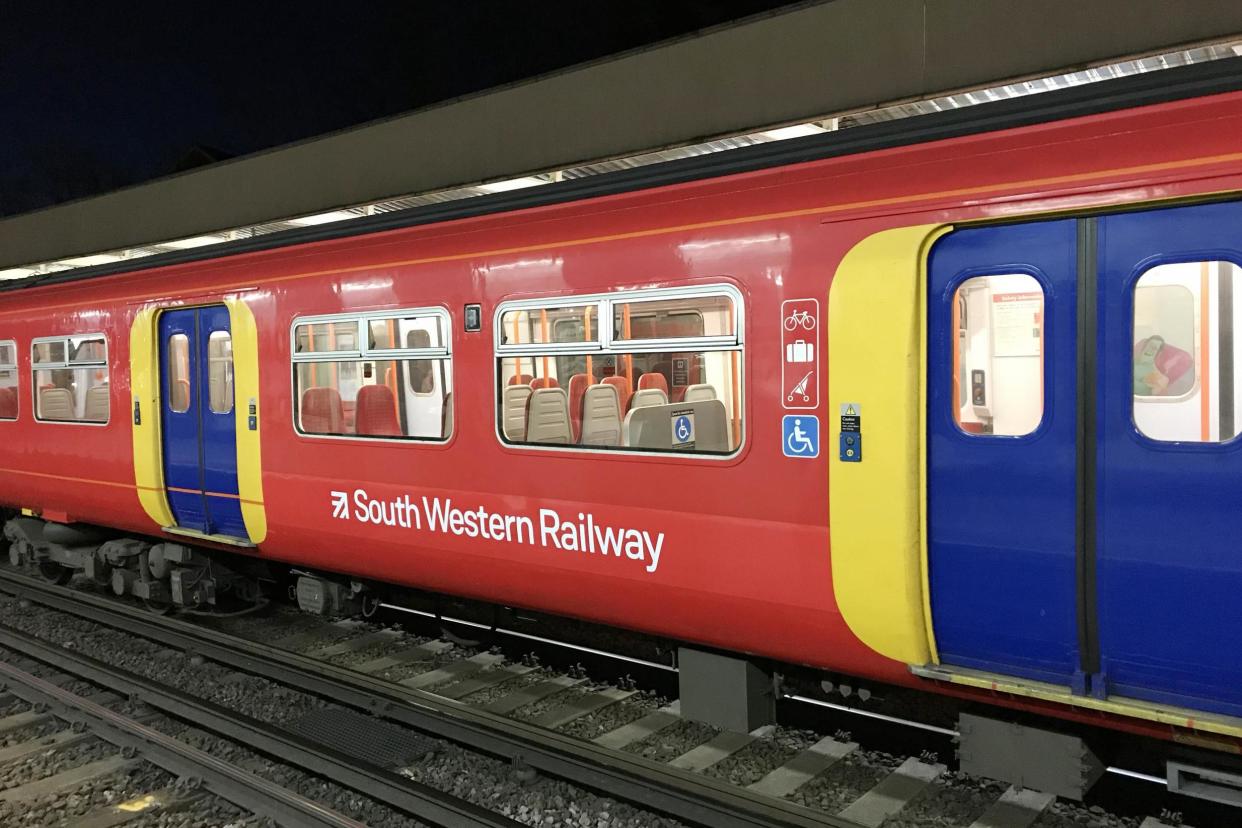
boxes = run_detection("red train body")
[6,85,1242,747]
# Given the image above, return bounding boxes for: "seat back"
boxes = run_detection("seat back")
[630,387,667,410]
[524,388,572,444]
[39,387,74,421]
[530,377,559,389]
[502,385,533,441]
[301,386,345,434]
[83,386,109,422]
[638,372,669,396]
[567,374,591,441]
[508,373,533,386]
[0,386,17,419]
[602,376,632,417]
[682,383,717,402]
[355,384,402,437]
[579,384,621,446]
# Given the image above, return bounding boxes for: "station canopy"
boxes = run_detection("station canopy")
[3,0,1242,283]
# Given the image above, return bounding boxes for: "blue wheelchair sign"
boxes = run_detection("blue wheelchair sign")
[672,412,695,447]
[782,415,819,458]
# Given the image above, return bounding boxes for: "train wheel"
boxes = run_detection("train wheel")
[143,597,174,615]
[37,561,73,585]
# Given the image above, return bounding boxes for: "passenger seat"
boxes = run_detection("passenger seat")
[441,391,453,439]
[83,386,109,423]
[579,384,621,446]
[39,387,74,421]
[355,385,403,437]
[524,388,572,444]
[682,383,717,402]
[567,373,590,442]
[630,388,667,409]
[301,387,345,434]
[602,376,632,418]
[0,386,17,419]
[502,385,533,441]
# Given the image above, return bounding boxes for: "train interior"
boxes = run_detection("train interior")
[0,341,16,420]
[954,263,1242,442]
[32,335,110,423]
[497,292,742,453]
[294,314,453,440]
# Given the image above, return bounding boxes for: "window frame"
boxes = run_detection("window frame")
[31,333,110,426]
[493,283,746,459]
[0,338,17,422]
[289,306,453,443]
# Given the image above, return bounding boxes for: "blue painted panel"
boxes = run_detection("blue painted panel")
[159,309,207,533]
[927,220,1080,683]
[197,305,246,539]
[1097,201,1242,715]
[158,305,246,540]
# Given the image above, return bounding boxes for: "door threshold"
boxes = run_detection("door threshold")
[161,526,255,548]
[912,662,1242,739]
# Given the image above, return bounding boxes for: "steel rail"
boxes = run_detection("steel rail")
[0,617,522,828]
[0,568,854,828]
[0,658,365,828]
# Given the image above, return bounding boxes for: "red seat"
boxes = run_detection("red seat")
[301,387,344,434]
[508,374,533,385]
[0,386,16,420]
[567,374,592,442]
[531,377,559,389]
[355,385,402,437]
[638,372,669,396]
[602,376,632,417]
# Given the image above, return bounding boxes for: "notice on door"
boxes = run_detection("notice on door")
[781,298,819,410]
[992,292,1043,357]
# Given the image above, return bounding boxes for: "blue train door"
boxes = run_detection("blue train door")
[927,220,1082,685]
[159,305,247,540]
[1096,201,1242,714]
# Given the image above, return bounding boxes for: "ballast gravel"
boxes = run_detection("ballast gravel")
[0,593,683,828]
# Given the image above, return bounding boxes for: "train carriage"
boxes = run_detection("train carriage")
[4,64,1242,758]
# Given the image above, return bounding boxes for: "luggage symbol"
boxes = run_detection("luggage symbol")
[786,339,814,363]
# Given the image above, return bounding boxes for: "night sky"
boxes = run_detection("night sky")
[1,1,805,218]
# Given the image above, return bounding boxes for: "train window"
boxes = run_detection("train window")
[32,334,109,424]
[0,340,17,421]
[952,274,1044,437]
[1133,261,1242,442]
[495,286,743,455]
[500,303,598,346]
[208,331,234,414]
[168,334,191,413]
[291,308,452,441]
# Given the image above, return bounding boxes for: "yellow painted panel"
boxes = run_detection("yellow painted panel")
[828,224,950,665]
[130,308,175,527]
[224,298,266,544]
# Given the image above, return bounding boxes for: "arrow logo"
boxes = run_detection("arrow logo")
[330,490,349,520]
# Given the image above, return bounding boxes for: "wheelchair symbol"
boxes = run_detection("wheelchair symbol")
[673,414,695,446]
[782,415,819,458]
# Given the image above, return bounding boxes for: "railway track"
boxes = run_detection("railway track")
[0,567,1223,828]
[0,654,433,827]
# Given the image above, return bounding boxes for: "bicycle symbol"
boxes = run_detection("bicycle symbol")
[783,309,816,332]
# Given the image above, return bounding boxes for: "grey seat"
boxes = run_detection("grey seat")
[83,386,109,422]
[525,388,572,444]
[39,387,74,421]
[682,383,716,402]
[502,385,532,441]
[579,384,621,446]
[629,388,667,410]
